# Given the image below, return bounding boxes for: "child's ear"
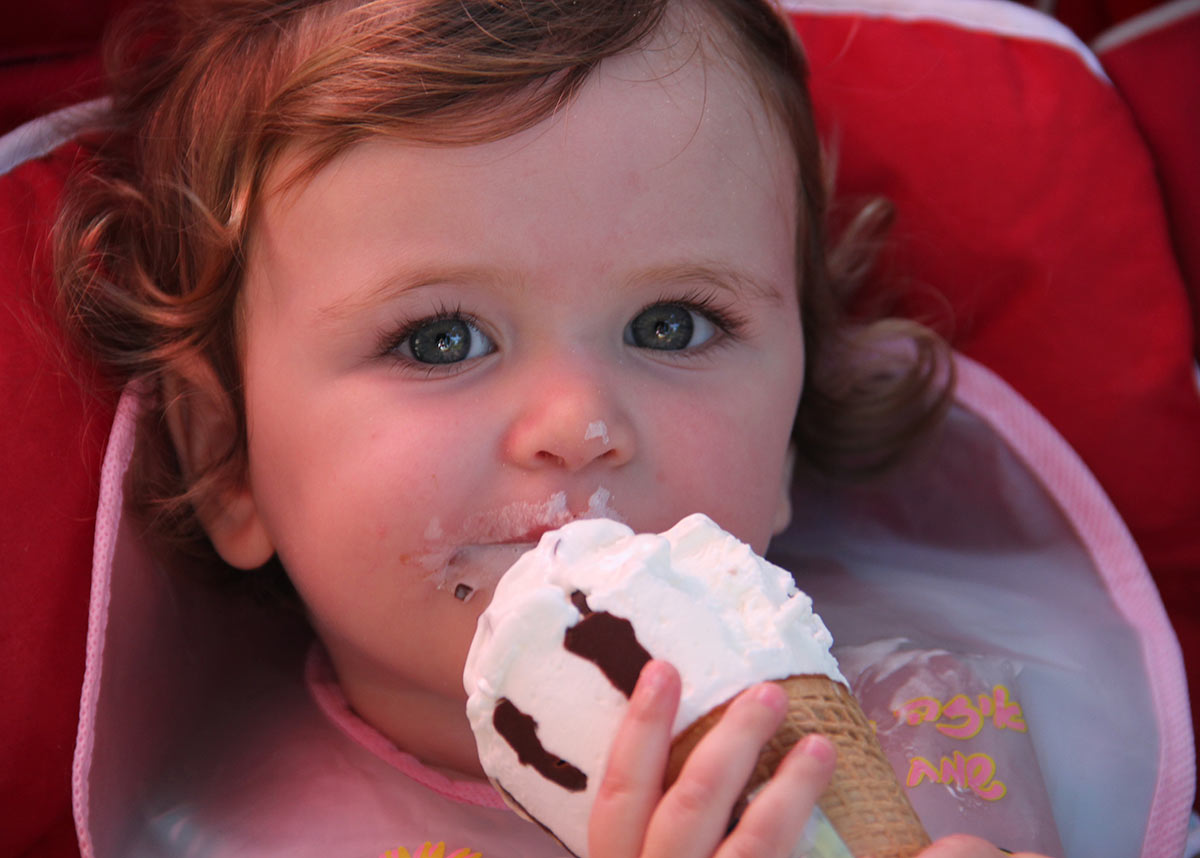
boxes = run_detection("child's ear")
[164,377,275,570]
[771,444,796,536]
[200,487,275,571]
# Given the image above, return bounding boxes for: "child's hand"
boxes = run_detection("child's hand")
[588,660,836,858]
[589,660,1055,858]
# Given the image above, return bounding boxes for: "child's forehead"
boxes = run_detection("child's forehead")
[263,13,793,216]
[244,24,798,317]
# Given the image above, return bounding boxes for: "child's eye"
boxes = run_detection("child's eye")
[623,302,719,351]
[389,313,495,365]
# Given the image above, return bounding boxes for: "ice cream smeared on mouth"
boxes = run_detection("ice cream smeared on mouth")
[462,514,844,855]
[420,489,626,599]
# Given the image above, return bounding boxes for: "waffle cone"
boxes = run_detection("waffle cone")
[665,675,930,858]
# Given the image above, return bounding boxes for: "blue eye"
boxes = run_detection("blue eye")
[392,314,494,365]
[624,303,718,351]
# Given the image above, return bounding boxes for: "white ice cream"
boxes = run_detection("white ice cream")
[463,513,844,857]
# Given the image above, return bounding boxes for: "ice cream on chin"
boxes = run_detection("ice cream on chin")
[464,513,929,858]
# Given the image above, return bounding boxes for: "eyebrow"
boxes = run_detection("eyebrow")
[625,262,789,306]
[315,259,788,325]
[315,265,512,326]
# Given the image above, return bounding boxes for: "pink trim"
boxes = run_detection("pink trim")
[305,646,508,811]
[71,388,142,858]
[953,353,1195,858]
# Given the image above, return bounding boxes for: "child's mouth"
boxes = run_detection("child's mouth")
[438,542,537,602]
[420,488,625,600]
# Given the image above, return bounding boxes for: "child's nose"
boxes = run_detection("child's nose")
[501,365,635,473]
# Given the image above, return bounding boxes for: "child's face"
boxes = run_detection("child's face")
[225,30,804,772]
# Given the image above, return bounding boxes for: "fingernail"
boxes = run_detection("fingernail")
[797,733,836,765]
[635,660,674,703]
[749,682,787,714]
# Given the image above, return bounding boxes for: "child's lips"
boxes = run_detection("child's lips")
[491,526,555,546]
[465,540,539,560]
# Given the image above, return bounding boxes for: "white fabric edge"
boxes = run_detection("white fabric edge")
[951,352,1195,858]
[0,98,108,178]
[779,0,1108,79]
[1092,0,1200,53]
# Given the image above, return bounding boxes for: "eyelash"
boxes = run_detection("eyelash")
[376,289,750,373]
[377,302,487,375]
[634,288,751,348]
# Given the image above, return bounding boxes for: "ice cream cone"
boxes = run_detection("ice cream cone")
[665,674,930,858]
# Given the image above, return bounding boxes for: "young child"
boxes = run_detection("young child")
[52,0,1163,856]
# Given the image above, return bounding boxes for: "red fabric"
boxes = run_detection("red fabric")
[0,144,117,858]
[793,10,1200,797]
[1097,3,1200,362]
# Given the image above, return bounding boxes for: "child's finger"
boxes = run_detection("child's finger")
[715,733,836,858]
[589,660,680,858]
[638,682,787,858]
